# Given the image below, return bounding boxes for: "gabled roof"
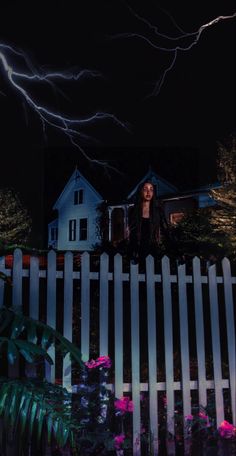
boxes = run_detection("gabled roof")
[48,218,58,227]
[53,168,103,210]
[127,168,178,200]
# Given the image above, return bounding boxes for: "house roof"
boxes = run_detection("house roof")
[51,162,219,210]
[53,168,103,210]
[126,167,178,200]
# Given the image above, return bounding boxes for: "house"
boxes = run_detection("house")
[48,168,103,251]
[48,166,220,251]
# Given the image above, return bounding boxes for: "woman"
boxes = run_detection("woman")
[127,181,170,263]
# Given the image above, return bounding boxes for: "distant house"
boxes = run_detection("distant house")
[48,167,220,251]
[48,168,103,251]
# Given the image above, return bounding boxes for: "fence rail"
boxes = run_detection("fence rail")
[0,249,235,455]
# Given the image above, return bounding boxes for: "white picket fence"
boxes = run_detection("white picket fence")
[0,249,235,455]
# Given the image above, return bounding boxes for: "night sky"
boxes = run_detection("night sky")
[0,0,235,246]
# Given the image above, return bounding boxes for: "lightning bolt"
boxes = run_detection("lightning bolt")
[115,5,236,96]
[0,43,127,167]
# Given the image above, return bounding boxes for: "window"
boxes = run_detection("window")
[69,219,76,241]
[79,218,87,241]
[170,212,185,225]
[74,189,84,205]
[51,227,58,241]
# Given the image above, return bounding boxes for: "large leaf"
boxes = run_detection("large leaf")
[36,405,47,446]
[41,326,53,350]
[20,395,32,439]
[14,339,53,365]
[10,314,25,339]
[29,401,38,440]
[25,319,37,343]
[0,382,10,414]
[0,379,81,453]
[7,340,19,365]
[0,308,82,367]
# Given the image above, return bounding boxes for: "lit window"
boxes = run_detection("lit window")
[79,218,87,241]
[74,189,84,205]
[170,212,185,225]
[69,219,76,241]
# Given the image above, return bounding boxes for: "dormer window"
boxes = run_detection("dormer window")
[74,189,84,205]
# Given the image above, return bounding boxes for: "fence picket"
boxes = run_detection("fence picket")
[114,254,123,399]
[146,255,158,455]
[29,256,39,320]
[178,263,191,430]
[46,250,57,383]
[162,256,175,437]
[208,264,224,427]
[12,248,23,309]
[130,262,141,455]
[99,253,109,356]
[193,257,207,408]
[9,249,23,378]
[81,252,90,362]
[26,256,40,378]
[222,257,236,425]
[63,252,73,390]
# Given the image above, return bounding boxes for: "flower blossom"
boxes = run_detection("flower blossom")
[218,420,236,439]
[185,414,193,421]
[85,355,112,369]
[114,396,134,413]
[114,434,125,449]
[198,411,211,427]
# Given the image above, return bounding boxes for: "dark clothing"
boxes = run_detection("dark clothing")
[139,217,152,259]
[128,205,170,263]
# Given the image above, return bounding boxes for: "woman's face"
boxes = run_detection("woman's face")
[141,183,154,201]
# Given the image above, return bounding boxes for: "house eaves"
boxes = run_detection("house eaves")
[53,168,103,210]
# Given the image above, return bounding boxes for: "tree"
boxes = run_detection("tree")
[169,208,226,259]
[210,135,236,257]
[0,188,32,246]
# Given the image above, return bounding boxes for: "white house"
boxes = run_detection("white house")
[48,166,220,251]
[48,168,103,251]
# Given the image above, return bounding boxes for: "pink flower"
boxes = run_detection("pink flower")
[198,411,211,427]
[114,396,134,413]
[114,434,125,449]
[198,411,208,420]
[185,414,193,421]
[218,420,236,439]
[85,355,112,369]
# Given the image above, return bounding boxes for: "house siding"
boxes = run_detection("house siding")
[53,170,103,251]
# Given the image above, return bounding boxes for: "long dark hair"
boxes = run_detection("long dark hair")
[129,181,163,243]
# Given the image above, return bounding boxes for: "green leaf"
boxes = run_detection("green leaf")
[25,320,37,343]
[19,349,35,363]
[14,340,53,365]
[9,387,19,428]
[7,340,19,365]
[61,423,70,447]
[28,401,38,440]
[20,395,32,439]
[10,314,25,339]
[47,413,53,445]
[36,406,46,446]
[41,327,53,350]
[0,382,11,415]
